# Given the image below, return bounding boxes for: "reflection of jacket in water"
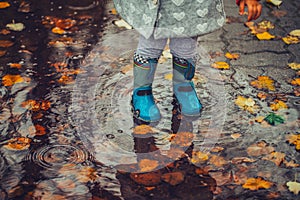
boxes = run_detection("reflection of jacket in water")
[113,0,226,39]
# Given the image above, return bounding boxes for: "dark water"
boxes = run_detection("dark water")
[0,1,217,199]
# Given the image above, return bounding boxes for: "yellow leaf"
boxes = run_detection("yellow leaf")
[52,27,66,34]
[288,63,300,70]
[286,134,300,150]
[164,73,173,80]
[2,74,27,86]
[110,8,118,15]
[235,95,258,113]
[250,76,275,91]
[243,177,273,190]
[6,22,25,31]
[4,137,31,151]
[286,181,300,195]
[289,29,300,37]
[133,125,155,135]
[211,61,230,70]
[258,20,275,30]
[0,2,10,9]
[139,159,159,172]
[282,35,300,44]
[266,0,282,6]
[225,52,240,60]
[291,78,300,86]
[256,32,275,40]
[270,100,288,111]
[191,151,209,164]
[209,155,228,167]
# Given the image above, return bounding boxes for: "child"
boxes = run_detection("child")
[113,0,262,122]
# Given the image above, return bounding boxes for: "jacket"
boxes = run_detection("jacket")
[113,0,226,39]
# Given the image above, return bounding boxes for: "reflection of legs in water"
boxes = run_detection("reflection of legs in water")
[116,106,216,200]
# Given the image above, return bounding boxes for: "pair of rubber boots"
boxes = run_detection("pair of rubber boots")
[131,53,202,123]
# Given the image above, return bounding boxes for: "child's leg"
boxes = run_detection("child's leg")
[132,35,167,122]
[169,37,202,117]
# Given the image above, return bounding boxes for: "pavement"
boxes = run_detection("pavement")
[75,0,300,199]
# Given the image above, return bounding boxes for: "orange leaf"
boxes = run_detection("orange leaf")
[225,52,240,60]
[0,40,14,47]
[9,63,22,69]
[2,74,27,86]
[0,2,10,9]
[283,160,300,168]
[130,171,162,186]
[211,61,230,70]
[262,151,285,166]
[52,27,66,34]
[133,125,155,135]
[286,134,300,150]
[4,137,31,150]
[170,132,194,147]
[246,141,275,157]
[161,171,185,186]
[139,159,159,172]
[55,19,76,30]
[209,155,228,167]
[58,75,74,84]
[243,177,273,190]
[250,76,275,91]
[33,124,47,136]
[235,95,258,113]
[110,8,118,15]
[0,50,6,57]
[291,78,300,86]
[191,151,209,164]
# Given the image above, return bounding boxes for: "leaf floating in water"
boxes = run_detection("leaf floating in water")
[6,22,25,31]
[0,2,10,9]
[264,112,284,126]
[2,74,30,86]
[286,181,300,195]
[225,52,240,60]
[4,137,31,151]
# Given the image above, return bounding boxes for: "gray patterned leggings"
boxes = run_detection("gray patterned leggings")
[136,34,198,59]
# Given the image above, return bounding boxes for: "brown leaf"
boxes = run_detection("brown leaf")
[211,61,230,70]
[170,132,194,147]
[33,124,47,136]
[283,160,300,168]
[161,171,185,186]
[243,177,273,190]
[262,151,285,166]
[4,137,31,151]
[2,74,29,86]
[246,141,275,157]
[0,50,6,57]
[209,155,228,167]
[286,134,300,150]
[139,159,159,172]
[231,157,256,164]
[271,10,287,17]
[0,40,14,47]
[133,125,155,135]
[130,171,162,186]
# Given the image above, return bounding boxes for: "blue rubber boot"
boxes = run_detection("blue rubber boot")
[131,53,161,122]
[173,56,202,117]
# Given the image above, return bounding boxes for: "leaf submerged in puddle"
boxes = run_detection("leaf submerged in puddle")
[4,137,31,151]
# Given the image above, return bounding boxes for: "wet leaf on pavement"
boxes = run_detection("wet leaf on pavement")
[282,35,300,45]
[246,141,275,157]
[139,159,159,172]
[6,22,25,31]
[191,151,209,164]
[266,0,282,7]
[290,78,300,86]
[250,76,275,91]
[235,95,259,114]
[270,100,288,111]
[52,27,66,34]
[161,171,185,186]
[286,133,300,151]
[2,74,30,86]
[225,52,240,60]
[262,151,285,166]
[288,63,300,70]
[9,63,22,69]
[242,177,273,190]
[256,32,276,40]
[130,171,162,186]
[4,137,32,151]
[289,29,300,37]
[209,155,228,167]
[211,61,230,70]
[264,112,284,126]
[0,2,10,9]
[170,132,194,147]
[133,125,156,135]
[286,181,300,195]
[0,50,6,57]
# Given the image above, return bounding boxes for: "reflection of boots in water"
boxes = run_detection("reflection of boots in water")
[172,56,202,118]
[131,53,161,123]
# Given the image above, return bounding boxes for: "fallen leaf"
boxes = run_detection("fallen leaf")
[6,22,25,31]
[2,74,28,86]
[235,95,258,113]
[250,76,275,91]
[288,63,300,70]
[286,133,300,150]
[130,171,162,186]
[21,100,51,111]
[4,137,31,151]
[289,30,300,37]
[282,35,300,45]
[264,112,284,126]
[266,0,282,6]
[33,124,47,136]
[231,133,242,140]
[139,159,159,172]
[161,171,185,185]
[113,19,132,29]
[254,116,265,123]
[210,146,224,153]
[283,160,300,168]
[211,61,230,70]
[271,10,287,17]
[262,151,285,166]
[294,88,300,96]
[209,155,228,167]
[52,27,66,34]
[164,73,173,80]
[0,40,14,47]
[191,151,209,164]
[243,177,273,190]
[247,141,275,157]
[57,75,74,84]
[110,8,118,15]
[120,64,132,74]
[270,100,288,111]
[231,157,255,164]
[170,132,194,147]
[9,63,22,69]
[0,50,6,57]
[256,32,276,40]
[258,20,275,30]
[225,52,240,60]
[0,2,10,9]
[291,78,300,86]
[286,181,300,195]
[55,19,76,30]
[133,125,155,135]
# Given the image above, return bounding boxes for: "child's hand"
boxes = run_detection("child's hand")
[239,0,262,21]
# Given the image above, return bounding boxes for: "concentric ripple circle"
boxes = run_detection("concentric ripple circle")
[25,144,91,170]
